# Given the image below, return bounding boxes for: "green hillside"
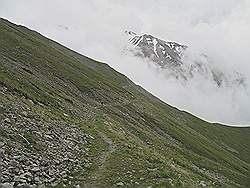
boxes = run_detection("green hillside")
[0,18,249,188]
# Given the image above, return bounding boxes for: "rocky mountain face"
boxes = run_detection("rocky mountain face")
[1,18,250,188]
[125,31,187,68]
[125,31,245,87]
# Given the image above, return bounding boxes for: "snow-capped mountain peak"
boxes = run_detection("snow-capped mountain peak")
[125,31,187,68]
[124,31,245,88]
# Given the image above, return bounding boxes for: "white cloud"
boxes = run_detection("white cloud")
[1,0,250,125]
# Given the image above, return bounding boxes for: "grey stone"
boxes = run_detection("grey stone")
[0,182,14,188]
[0,141,5,147]
[4,118,11,123]
[116,182,124,186]
[31,167,40,172]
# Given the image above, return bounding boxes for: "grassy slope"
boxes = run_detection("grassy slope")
[0,18,249,187]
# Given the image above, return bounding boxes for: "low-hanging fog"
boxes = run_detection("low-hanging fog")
[1,0,250,126]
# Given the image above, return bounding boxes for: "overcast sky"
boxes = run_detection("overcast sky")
[1,0,250,126]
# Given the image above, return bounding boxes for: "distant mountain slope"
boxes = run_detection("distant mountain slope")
[125,31,245,88]
[0,18,250,188]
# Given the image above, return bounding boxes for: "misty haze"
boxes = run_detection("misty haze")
[0,1,250,188]
[1,0,249,125]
